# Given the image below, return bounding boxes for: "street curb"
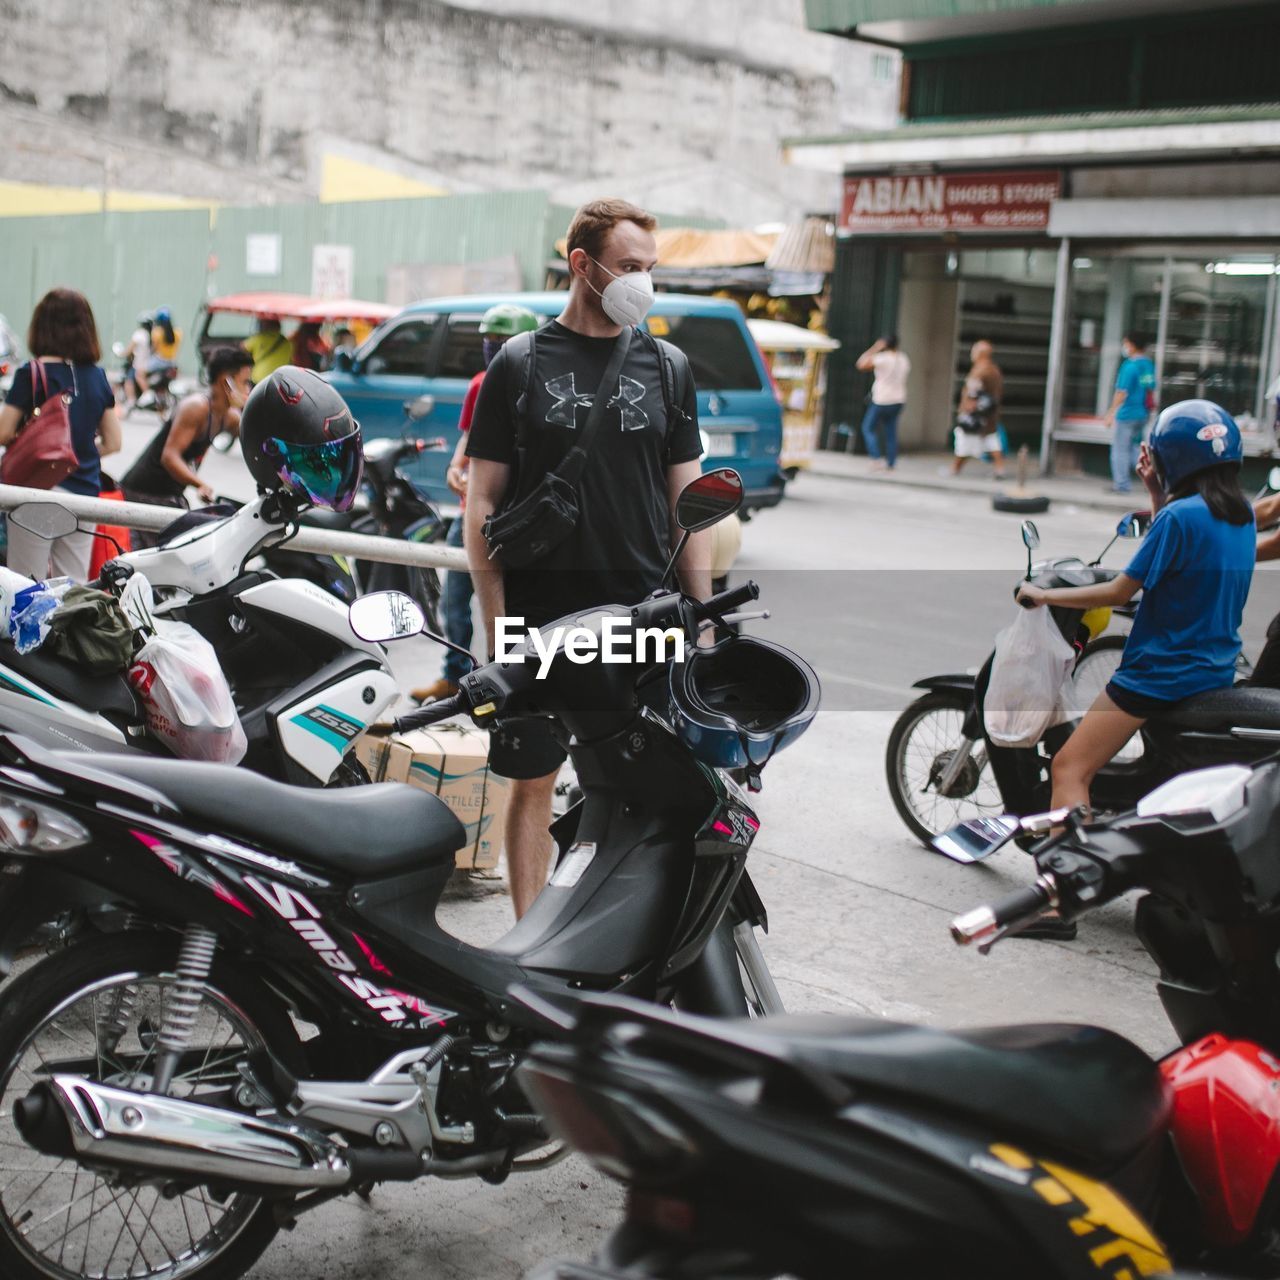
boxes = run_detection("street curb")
[804,460,1141,515]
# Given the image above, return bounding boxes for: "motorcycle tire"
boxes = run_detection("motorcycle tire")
[0,932,304,1280]
[886,690,1003,848]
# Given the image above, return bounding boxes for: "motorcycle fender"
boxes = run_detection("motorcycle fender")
[732,869,768,933]
[911,674,976,695]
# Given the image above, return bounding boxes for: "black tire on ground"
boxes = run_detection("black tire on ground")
[992,492,1051,515]
[0,933,303,1280]
[886,690,1003,848]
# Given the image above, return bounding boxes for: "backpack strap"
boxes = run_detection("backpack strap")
[505,329,538,434]
[641,330,693,437]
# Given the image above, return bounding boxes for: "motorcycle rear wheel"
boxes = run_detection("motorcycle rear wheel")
[887,691,1003,847]
[0,933,302,1280]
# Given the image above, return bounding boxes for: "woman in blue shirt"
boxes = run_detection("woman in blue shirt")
[1018,399,1255,816]
[0,289,121,581]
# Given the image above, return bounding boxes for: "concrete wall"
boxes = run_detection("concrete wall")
[0,0,896,225]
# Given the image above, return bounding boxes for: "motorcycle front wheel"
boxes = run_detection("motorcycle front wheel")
[886,691,1003,847]
[0,934,302,1280]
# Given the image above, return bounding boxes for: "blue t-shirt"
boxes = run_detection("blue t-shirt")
[1114,494,1255,702]
[1115,355,1156,422]
[5,360,114,497]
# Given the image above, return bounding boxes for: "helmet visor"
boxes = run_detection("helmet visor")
[265,432,364,511]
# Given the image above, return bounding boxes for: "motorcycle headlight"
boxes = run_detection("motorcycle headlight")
[0,798,89,854]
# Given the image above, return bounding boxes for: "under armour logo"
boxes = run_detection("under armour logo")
[544,375,650,432]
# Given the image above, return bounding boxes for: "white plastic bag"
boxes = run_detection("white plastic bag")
[983,606,1075,748]
[127,620,247,764]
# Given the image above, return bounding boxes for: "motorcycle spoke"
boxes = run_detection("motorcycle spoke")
[0,972,268,1278]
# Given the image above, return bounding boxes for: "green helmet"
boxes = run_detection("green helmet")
[479,303,538,338]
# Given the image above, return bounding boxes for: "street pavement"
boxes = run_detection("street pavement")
[94,420,1280,1277]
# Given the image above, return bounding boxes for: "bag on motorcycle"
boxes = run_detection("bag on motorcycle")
[1,359,79,489]
[45,585,135,675]
[984,606,1074,748]
[482,328,631,568]
[127,620,248,764]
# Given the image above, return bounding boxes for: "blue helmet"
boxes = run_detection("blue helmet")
[1149,400,1242,491]
[668,636,819,771]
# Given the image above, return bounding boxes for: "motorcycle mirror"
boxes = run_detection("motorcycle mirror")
[8,502,79,541]
[1269,466,1280,492]
[348,591,425,643]
[1020,520,1040,551]
[675,468,744,533]
[404,395,435,422]
[932,814,1022,864]
[1116,511,1152,539]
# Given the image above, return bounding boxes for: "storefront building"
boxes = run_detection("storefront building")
[790,1,1280,469]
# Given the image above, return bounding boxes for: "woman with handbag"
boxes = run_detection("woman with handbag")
[0,288,121,581]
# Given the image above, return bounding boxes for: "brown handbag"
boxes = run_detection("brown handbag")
[1,359,79,489]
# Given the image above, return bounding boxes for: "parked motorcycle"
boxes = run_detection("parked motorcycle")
[0,496,401,787]
[886,512,1280,848]
[0,472,805,1280]
[519,761,1280,1279]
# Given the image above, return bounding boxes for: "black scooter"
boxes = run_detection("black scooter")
[519,761,1280,1279]
[0,471,798,1280]
[887,513,1280,852]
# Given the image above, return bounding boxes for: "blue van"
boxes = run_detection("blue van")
[325,292,786,514]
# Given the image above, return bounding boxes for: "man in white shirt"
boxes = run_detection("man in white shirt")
[856,335,910,471]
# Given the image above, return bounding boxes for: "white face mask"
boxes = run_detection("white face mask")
[586,255,655,327]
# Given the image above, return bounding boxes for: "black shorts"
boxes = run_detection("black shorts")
[487,715,568,780]
[1105,680,1179,719]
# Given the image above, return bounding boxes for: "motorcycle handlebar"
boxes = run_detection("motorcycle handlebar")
[693,581,760,621]
[950,875,1057,946]
[393,693,468,733]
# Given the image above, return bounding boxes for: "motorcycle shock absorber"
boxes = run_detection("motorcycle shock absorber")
[151,926,218,1096]
[95,984,139,1060]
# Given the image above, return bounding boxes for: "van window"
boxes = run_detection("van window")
[654,316,763,392]
[364,317,439,376]
[438,316,486,380]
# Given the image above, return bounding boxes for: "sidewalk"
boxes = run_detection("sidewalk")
[806,448,1145,513]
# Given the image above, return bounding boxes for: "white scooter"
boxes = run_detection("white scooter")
[0,496,400,785]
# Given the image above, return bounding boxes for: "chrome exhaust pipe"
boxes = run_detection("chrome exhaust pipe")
[16,1076,350,1190]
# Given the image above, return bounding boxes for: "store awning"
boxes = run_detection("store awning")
[786,104,1280,174]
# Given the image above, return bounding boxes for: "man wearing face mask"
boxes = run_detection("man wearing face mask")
[465,197,709,919]
[121,345,253,547]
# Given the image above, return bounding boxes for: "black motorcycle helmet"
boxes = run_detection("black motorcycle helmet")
[240,366,364,512]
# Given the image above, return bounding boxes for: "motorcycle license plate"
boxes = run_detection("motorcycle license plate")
[705,433,737,455]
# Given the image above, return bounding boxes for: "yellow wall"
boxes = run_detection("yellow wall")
[0,180,213,218]
[320,154,446,203]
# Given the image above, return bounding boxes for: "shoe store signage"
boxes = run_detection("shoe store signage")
[841,170,1061,234]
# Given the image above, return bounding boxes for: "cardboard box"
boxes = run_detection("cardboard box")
[352,722,507,872]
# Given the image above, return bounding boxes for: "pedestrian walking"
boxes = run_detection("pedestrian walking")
[465,198,708,919]
[410,303,539,705]
[0,288,122,581]
[856,334,909,471]
[951,339,1006,479]
[291,321,331,373]
[1103,333,1156,494]
[120,346,253,548]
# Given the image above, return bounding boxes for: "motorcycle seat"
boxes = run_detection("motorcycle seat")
[58,752,466,877]
[0,640,139,720]
[1153,685,1280,732]
[726,1016,1170,1168]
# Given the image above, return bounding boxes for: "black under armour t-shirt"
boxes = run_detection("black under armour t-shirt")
[466,321,702,628]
